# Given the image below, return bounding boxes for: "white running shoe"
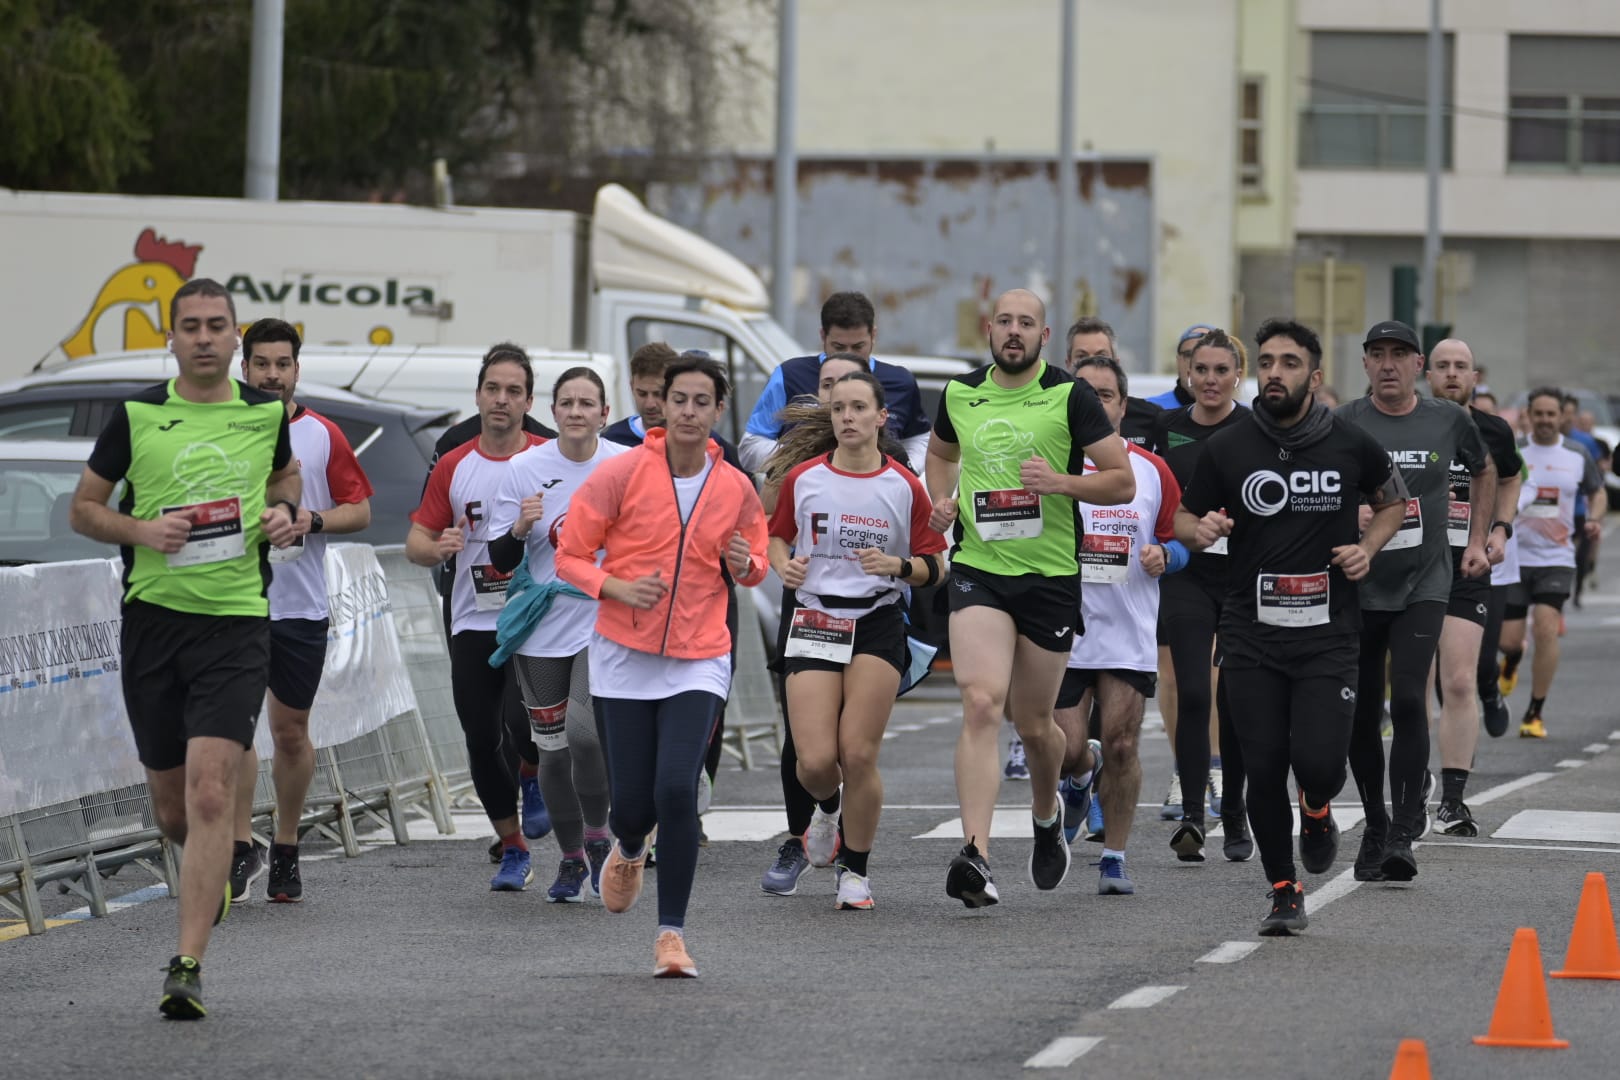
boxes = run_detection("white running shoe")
[696,770,712,816]
[835,869,874,910]
[1159,772,1183,821]
[805,802,841,867]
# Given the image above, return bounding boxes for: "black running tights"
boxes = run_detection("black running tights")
[1348,601,1446,837]
[448,630,527,823]
[1224,666,1355,885]
[597,690,723,929]
[1162,596,1244,824]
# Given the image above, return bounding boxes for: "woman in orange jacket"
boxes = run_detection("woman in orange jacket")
[555,353,769,978]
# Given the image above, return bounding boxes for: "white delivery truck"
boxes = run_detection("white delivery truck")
[0,184,805,437]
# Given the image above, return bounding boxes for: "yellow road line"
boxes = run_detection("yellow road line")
[0,919,77,941]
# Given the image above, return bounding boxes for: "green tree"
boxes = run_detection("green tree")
[0,1,149,190]
[1,0,638,197]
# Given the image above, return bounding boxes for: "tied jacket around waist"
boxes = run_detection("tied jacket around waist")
[555,426,769,659]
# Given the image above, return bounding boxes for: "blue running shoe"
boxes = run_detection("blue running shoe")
[490,846,533,891]
[1097,854,1135,895]
[1060,776,1091,846]
[584,838,613,896]
[520,776,552,840]
[1086,778,1106,843]
[547,857,589,903]
[761,838,811,896]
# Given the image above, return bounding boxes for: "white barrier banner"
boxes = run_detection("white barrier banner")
[0,559,143,818]
[0,546,419,818]
[252,544,418,754]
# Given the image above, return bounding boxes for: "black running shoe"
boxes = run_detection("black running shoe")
[1481,692,1511,738]
[1170,820,1206,863]
[945,841,1000,908]
[159,955,205,1020]
[228,840,266,903]
[1353,825,1387,882]
[1435,798,1478,837]
[266,844,303,903]
[1380,829,1418,882]
[488,838,503,864]
[1222,813,1255,862]
[1029,802,1071,890]
[1298,798,1340,875]
[1258,881,1308,937]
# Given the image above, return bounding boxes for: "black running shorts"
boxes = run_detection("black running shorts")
[1055,666,1157,709]
[782,601,908,677]
[1446,570,1492,626]
[268,617,331,711]
[946,565,1081,653]
[1505,564,1575,616]
[120,600,270,771]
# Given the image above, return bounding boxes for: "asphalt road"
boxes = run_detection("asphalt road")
[6,556,1620,1079]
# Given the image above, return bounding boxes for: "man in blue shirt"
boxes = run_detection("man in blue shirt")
[1145,324,1217,410]
[739,291,931,474]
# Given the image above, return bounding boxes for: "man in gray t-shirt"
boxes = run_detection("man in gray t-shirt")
[1333,321,1496,884]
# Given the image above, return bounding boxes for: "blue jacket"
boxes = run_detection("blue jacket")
[745,354,932,441]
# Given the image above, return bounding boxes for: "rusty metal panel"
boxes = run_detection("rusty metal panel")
[648,156,1155,370]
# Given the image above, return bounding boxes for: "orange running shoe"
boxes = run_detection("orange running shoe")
[653,930,698,978]
[599,842,646,913]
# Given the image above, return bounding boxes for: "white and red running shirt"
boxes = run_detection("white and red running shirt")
[768,452,947,619]
[489,438,629,658]
[1515,438,1604,570]
[1068,441,1180,673]
[268,406,374,621]
[412,432,545,635]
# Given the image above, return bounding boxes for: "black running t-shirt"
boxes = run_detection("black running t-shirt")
[1180,413,1397,652]
[1151,401,1251,584]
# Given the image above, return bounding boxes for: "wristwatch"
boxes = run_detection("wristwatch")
[1490,519,1513,540]
[309,510,325,535]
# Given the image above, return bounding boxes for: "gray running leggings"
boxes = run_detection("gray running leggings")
[512,651,609,853]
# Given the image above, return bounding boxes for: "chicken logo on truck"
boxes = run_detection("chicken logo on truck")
[55,228,433,362]
[60,229,202,360]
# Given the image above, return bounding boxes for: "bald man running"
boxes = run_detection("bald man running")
[926,289,1136,906]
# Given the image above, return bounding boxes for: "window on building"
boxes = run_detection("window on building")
[1508,36,1620,170]
[1239,76,1265,194]
[1299,32,1453,169]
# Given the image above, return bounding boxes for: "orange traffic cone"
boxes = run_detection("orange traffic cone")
[1386,1039,1431,1080]
[1472,928,1570,1049]
[1552,871,1620,980]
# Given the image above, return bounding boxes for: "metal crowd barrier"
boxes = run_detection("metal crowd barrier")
[1,545,786,936]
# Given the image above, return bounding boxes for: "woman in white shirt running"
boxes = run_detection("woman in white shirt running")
[766,371,947,909]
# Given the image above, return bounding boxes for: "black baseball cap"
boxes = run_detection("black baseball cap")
[1362,320,1421,351]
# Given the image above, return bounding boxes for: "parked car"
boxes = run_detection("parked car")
[0,440,117,565]
[0,370,454,546]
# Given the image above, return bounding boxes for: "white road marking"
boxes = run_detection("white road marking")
[1424,840,1620,855]
[1108,985,1185,1009]
[1306,866,1363,912]
[1610,730,1620,741]
[690,811,787,842]
[1023,1036,1103,1069]
[1583,743,1610,754]
[915,808,1036,839]
[1494,810,1620,845]
[1198,941,1261,964]
[1556,759,1587,768]
[891,724,925,732]
[1469,772,1557,805]
[58,884,170,921]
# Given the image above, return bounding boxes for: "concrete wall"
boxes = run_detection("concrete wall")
[704,0,1240,372]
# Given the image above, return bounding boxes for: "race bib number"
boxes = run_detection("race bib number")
[1446,501,1471,548]
[470,564,513,611]
[784,608,856,664]
[1207,535,1229,556]
[1079,533,1130,584]
[973,489,1042,541]
[526,701,568,752]
[268,534,305,565]
[1256,571,1330,628]
[162,496,244,568]
[1383,499,1424,551]
[1524,486,1560,519]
